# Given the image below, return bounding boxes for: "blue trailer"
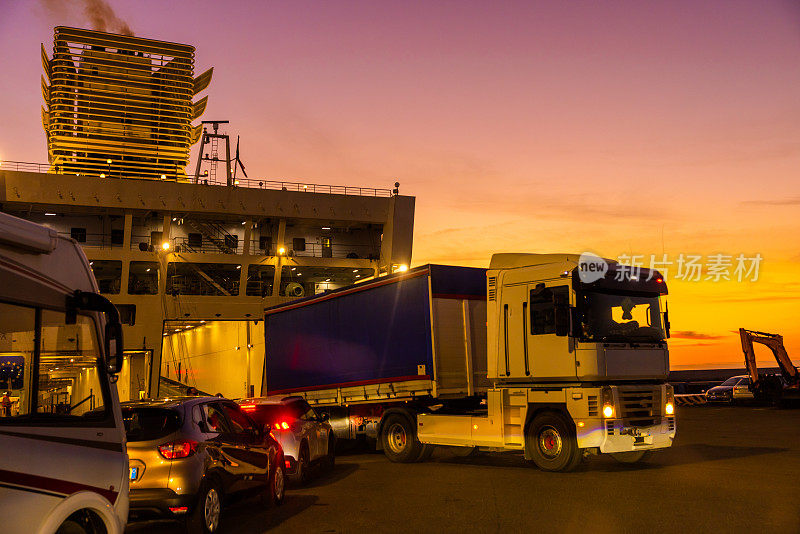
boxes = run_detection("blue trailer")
[262,264,489,453]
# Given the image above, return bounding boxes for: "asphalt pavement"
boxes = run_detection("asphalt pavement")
[128,405,800,534]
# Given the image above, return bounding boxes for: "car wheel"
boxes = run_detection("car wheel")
[450,446,480,458]
[187,481,222,534]
[526,412,582,472]
[380,413,423,463]
[270,460,286,505]
[611,450,651,464]
[293,443,310,485]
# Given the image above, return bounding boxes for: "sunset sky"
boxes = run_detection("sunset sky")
[1,0,798,369]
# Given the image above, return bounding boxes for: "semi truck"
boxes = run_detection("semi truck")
[262,254,675,471]
[0,212,128,533]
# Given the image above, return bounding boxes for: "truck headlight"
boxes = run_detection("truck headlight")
[601,386,615,419]
[665,384,675,415]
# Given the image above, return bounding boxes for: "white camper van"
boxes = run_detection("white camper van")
[0,212,128,534]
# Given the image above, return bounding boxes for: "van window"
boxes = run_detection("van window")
[0,303,108,421]
[39,310,107,417]
[0,302,36,417]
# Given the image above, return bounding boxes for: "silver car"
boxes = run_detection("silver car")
[239,396,335,484]
[705,375,755,403]
[123,397,286,533]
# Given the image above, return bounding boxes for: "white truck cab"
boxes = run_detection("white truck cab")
[418,253,675,471]
[0,212,128,533]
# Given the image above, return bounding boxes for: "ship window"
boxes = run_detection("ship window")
[111,229,124,245]
[129,261,158,295]
[246,265,275,297]
[280,266,374,296]
[166,262,241,296]
[188,233,203,248]
[70,227,87,243]
[116,304,136,326]
[88,260,122,294]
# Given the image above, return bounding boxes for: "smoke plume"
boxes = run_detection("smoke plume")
[39,0,134,36]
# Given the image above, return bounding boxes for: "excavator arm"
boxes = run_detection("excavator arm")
[739,328,799,393]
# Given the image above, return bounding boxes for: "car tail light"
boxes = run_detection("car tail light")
[285,459,291,469]
[274,421,290,430]
[240,404,256,412]
[158,440,198,459]
[169,506,189,514]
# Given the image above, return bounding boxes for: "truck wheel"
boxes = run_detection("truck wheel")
[526,412,581,472]
[381,414,423,463]
[611,450,651,464]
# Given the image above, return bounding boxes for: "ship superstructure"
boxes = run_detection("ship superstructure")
[2,27,415,400]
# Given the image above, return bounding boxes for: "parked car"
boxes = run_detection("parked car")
[705,375,754,403]
[239,396,335,484]
[123,397,285,533]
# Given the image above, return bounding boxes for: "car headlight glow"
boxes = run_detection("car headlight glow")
[665,402,674,415]
[602,404,614,418]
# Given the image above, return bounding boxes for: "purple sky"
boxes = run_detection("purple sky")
[1,0,799,367]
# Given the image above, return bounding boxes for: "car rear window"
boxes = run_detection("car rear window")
[123,407,181,442]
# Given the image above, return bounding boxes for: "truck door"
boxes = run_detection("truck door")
[526,284,576,380]
[498,284,531,379]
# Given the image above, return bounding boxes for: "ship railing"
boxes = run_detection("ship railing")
[0,160,394,198]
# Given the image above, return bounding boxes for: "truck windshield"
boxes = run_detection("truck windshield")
[577,291,665,343]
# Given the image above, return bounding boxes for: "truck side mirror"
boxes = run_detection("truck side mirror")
[105,321,124,374]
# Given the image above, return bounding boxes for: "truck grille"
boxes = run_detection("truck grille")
[618,387,661,427]
[488,277,497,301]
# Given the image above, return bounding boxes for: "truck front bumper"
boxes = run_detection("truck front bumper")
[576,416,676,453]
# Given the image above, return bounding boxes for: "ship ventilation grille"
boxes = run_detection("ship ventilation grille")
[488,277,497,301]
